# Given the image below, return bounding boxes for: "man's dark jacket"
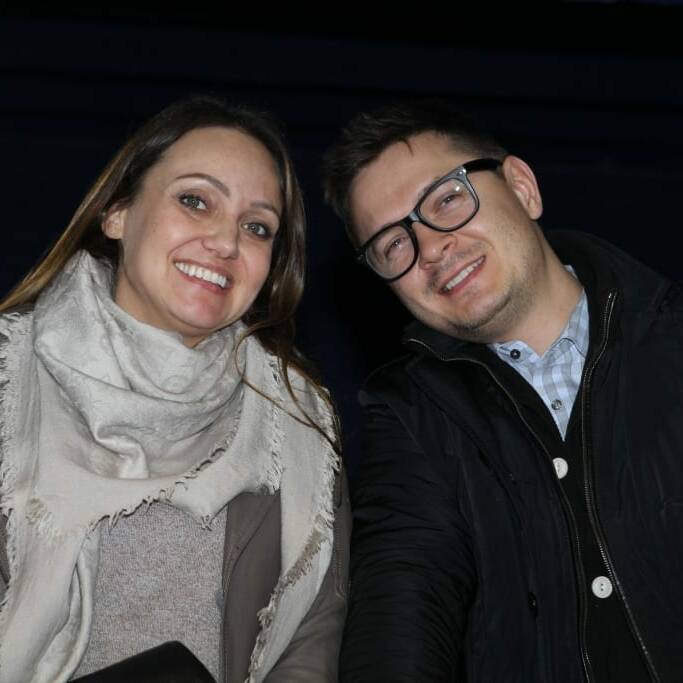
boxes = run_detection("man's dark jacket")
[340,231,683,682]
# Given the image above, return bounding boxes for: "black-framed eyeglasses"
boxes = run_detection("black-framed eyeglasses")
[355,158,502,282]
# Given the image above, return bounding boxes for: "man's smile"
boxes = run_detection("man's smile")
[439,255,486,294]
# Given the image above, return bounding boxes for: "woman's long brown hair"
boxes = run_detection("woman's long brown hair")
[0,96,339,449]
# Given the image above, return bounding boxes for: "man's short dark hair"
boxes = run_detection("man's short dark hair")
[322,100,508,241]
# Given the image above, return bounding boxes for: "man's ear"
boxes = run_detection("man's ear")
[501,155,543,221]
[102,204,127,240]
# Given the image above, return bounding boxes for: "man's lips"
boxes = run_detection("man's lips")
[438,256,486,294]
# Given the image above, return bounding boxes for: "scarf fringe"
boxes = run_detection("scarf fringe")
[247,385,340,680]
[101,392,246,533]
[0,313,30,650]
[0,304,340,682]
[11,378,247,541]
[25,497,75,540]
[260,356,285,495]
[0,312,25,510]
[247,522,328,679]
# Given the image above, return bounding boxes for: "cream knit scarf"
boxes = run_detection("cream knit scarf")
[0,251,338,683]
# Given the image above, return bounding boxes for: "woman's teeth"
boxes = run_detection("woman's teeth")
[175,262,228,289]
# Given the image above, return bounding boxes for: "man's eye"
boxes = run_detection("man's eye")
[179,193,207,211]
[244,222,271,239]
[384,235,408,260]
[425,182,466,217]
[438,186,464,207]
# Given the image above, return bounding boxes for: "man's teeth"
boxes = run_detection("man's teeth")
[442,257,484,292]
[175,262,228,289]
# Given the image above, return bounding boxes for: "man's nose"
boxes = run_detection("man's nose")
[202,220,240,259]
[414,222,456,267]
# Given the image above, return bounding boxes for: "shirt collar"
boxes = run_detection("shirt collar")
[490,266,589,360]
[562,286,589,357]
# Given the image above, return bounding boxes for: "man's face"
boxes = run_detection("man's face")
[349,132,546,344]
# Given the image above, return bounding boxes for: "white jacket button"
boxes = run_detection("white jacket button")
[553,457,568,479]
[591,575,613,599]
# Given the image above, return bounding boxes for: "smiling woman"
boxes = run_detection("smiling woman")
[102,126,283,347]
[0,97,349,683]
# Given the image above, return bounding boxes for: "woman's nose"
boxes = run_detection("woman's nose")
[202,220,240,259]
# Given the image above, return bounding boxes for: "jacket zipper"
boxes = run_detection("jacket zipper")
[406,336,595,682]
[579,292,660,682]
[408,288,660,682]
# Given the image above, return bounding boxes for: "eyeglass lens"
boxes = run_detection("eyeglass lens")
[366,175,477,279]
[366,224,415,279]
[420,176,476,229]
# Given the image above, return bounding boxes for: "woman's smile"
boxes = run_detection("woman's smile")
[174,261,230,290]
[103,126,282,346]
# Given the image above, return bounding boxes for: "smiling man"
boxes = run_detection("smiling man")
[323,101,683,682]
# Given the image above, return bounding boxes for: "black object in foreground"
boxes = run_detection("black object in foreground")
[72,641,216,683]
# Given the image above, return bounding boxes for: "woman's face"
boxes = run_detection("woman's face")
[103,126,283,347]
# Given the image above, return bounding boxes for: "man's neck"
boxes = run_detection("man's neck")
[501,259,583,356]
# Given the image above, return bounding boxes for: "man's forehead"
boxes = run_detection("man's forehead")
[369,131,464,167]
[349,131,470,242]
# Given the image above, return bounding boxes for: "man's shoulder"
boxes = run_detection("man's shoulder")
[359,353,421,407]
[358,344,469,413]
[549,229,681,312]
[358,317,484,411]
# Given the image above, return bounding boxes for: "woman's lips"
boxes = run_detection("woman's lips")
[174,261,232,293]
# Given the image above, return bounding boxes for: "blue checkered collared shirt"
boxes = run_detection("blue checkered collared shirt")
[489,271,589,439]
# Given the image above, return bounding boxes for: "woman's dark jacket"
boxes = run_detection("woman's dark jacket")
[340,231,683,682]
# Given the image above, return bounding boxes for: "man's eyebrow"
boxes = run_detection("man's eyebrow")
[417,173,446,202]
[174,172,281,218]
[373,173,445,234]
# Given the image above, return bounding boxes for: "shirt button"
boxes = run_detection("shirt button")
[553,457,569,479]
[510,349,521,360]
[551,399,563,411]
[528,591,538,617]
[591,576,613,599]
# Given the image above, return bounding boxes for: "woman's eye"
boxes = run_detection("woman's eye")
[179,193,207,211]
[244,222,271,239]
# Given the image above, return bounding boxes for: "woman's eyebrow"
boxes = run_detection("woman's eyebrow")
[175,172,230,197]
[174,172,281,218]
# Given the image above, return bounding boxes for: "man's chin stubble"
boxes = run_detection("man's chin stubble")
[443,289,529,344]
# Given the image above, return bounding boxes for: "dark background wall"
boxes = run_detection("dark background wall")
[2,5,682,473]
